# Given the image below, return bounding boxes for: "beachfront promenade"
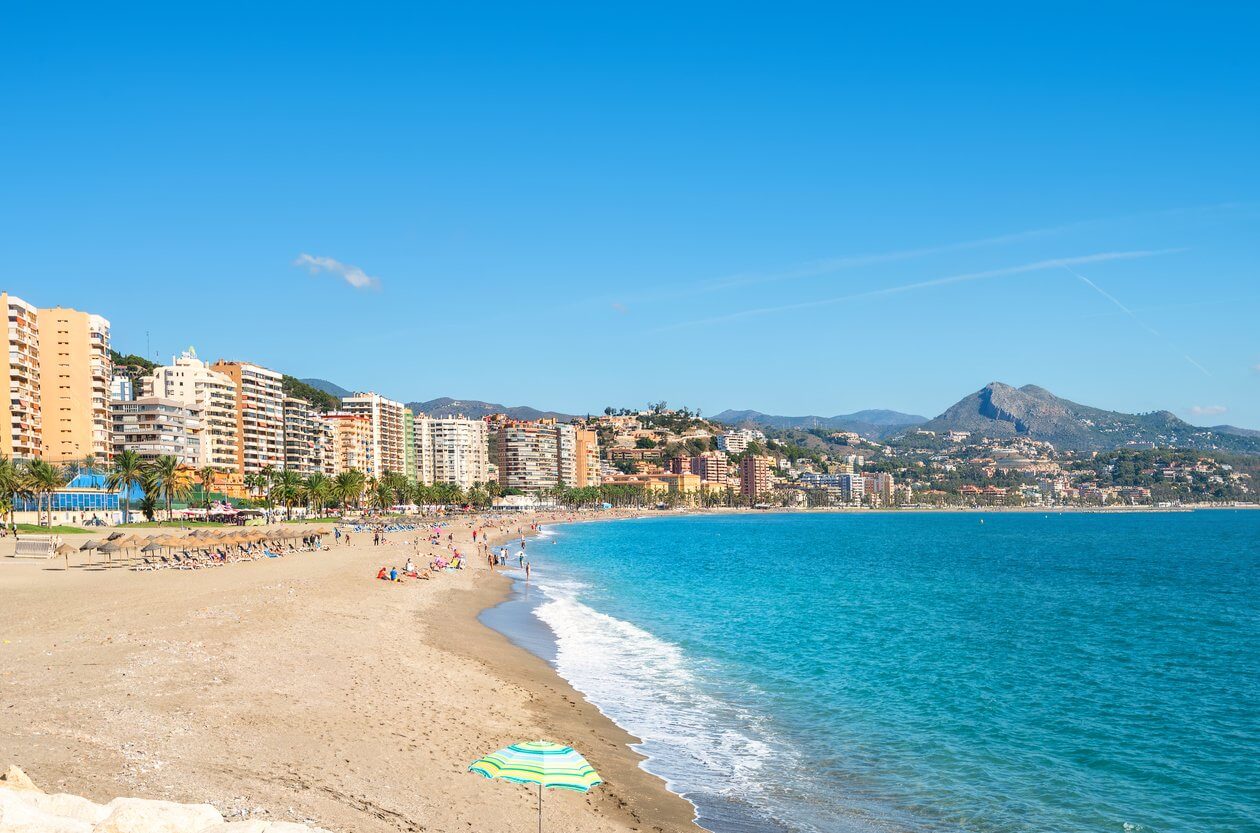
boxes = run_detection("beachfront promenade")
[0,513,696,833]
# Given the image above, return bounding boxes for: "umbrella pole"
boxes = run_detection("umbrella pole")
[537,782,542,833]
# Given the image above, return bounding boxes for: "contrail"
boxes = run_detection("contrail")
[652,249,1180,332]
[1060,264,1211,376]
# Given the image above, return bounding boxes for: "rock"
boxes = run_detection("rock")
[93,797,223,833]
[196,824,330,833]
[2,790,109,824]
[0,790,93,832]
[0,765,41,793]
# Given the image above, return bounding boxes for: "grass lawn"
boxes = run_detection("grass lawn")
[16,523,94,535]
[118,520,233,528]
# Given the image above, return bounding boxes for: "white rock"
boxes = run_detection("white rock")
[0,791,93,832]
[93,797,223,833]
[196,824,329,833]
[0,765,41,793]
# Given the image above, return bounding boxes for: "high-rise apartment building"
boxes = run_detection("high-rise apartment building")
[1,293,42,460]
[340,392,406,477]
[324,411,372,475]
[148,349,240,473]
[282,396,325,476]
[414,415,491,489]
[689,451,730,484]
[36,306,112,463]
[403,408,418,481]
[211,360,285,476]
[110,397,199,465]
[739,454,773,500]
[574,427,601,488]
[489,418,579,493]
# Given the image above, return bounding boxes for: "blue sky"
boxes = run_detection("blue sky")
[3,4,1258,426]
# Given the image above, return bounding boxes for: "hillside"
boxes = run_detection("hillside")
[917,382,1260,453]
[713,408,926,439]
[407,397,577,421]
[300,377,352,399]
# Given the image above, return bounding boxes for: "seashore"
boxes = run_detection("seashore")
[0,512,697,833]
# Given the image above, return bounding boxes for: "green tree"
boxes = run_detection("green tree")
[273,469,304,520]
[145,455,193,522]
[305,472,332,515]
[24,459,67,527]
[106,450,146,524]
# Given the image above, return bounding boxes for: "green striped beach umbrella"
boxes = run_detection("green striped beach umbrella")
[468,740,602,833]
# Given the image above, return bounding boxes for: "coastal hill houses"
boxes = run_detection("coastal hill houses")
[5,290,1250,516]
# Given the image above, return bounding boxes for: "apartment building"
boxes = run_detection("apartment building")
[739,454,773,499]
[403,408,418,481]
[282,396,325,476]
[110,397,199,465]
[324,411,372,474]
[414,415,491,489]
[716,429,765,454]
[689,451,730,484]
[489,418,579,493]
[148,349,240,473]
[1,293,41,460]
[574,427,601,488]
[37,306,112,463]
[340,392,406,477]
[211,360,285,475]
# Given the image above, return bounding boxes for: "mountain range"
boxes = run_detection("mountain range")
[711,408,926,439]
[913,382,1260,453]
[298,380,576,422]
[300,377,1259,454]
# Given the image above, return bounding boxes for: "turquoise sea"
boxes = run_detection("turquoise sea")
[484,511,1259,833]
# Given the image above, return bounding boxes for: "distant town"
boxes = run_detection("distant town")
[2,290,1254,529]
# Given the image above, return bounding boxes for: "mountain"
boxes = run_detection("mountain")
[407,397,577,422]
[712,408,927,439]
[916,382,1260,453]
[300,378,352,399]
[1210,424,1260,439]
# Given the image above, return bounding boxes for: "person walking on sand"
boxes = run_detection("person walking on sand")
[524,560,531,580]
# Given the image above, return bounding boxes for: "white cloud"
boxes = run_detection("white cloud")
[294,253,380,290]
[1188,405,1228,417]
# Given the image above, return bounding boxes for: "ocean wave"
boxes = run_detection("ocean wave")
[531,579,807,831]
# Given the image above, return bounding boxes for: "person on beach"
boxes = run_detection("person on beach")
[517,549,525,567]
[389,566,399,581]
[524,560,531,579]
[376,566,388,580]
[405,558,416,574]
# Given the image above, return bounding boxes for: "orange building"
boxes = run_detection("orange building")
[36,306,112,463]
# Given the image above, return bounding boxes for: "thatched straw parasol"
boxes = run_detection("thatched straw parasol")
[141,541,164,553]
[56,542,77,567]
[105,531,126,541]
[98,541,121,566]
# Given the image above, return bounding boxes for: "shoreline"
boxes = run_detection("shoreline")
[0,513,696,833]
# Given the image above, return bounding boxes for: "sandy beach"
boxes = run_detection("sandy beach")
[0,515,697,833]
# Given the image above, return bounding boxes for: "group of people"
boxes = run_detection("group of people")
[375,557,429,582]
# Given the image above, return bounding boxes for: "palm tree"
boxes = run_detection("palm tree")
[146,455,192,523]
[273,470,304,520]
[106,450,146,524]
[197,466,219,514]
[24,459,66,527]
[0,455,23,533]
[331,469,365,514]
[305,472,331,516]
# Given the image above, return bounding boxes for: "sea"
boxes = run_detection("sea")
[480,511,1260,833]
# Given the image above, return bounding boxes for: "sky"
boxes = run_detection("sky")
[3,3,1258,426]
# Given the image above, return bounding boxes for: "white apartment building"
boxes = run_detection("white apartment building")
[110,397,200,465]
[489,419,578,493]
[716,428,765,454]
[341,392,406,477]
[282,396,326,476]
[1,293,41,460]
[414,415,491,490]
[211,359,285,475]
[148,348,240,472]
